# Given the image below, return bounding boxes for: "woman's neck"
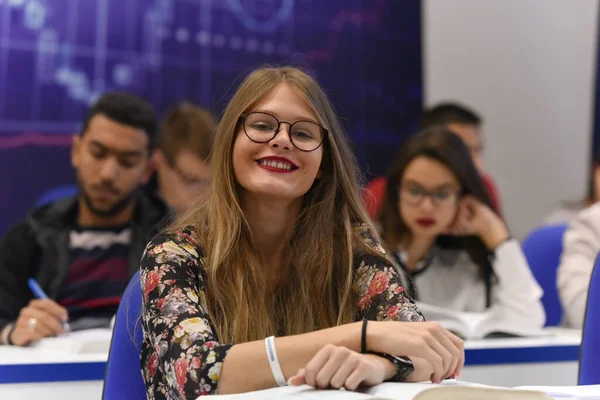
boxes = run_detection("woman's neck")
[240,193,302,278]
[400,234,435,272]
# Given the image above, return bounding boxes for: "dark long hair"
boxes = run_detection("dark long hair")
[379,127,495,280]
[585,151,600,204]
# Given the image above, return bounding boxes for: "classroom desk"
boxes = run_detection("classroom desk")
[461,328,582,387]
[0,328,582,399]
[0,346,107,399]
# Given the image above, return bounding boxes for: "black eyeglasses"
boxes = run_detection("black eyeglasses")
[239,111,329,152]
[400,185,462,207]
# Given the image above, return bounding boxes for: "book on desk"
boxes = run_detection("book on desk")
[416,303,548,340]
[199,381,600,400]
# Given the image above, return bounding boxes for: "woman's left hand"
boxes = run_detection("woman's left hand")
[449,196,509,250]
[288,344,393,391]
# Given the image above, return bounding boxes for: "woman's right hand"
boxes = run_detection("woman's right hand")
[10,299,68,346]
[367,321,464,383]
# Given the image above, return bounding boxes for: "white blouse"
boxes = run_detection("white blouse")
[396,239,545,329]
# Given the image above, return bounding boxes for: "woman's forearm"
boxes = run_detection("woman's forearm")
[217,321,362,394]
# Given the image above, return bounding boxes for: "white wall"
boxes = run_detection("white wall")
[424,0,599,238]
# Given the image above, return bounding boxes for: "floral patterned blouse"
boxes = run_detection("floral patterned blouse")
[139,226,424,399]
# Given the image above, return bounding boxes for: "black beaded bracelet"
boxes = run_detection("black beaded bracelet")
[361,318,368,354]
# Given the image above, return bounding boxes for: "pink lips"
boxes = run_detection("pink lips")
[256,156,298,174]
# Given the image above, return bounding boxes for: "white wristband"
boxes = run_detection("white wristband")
[265,336,287,386]
[1,323,14,345]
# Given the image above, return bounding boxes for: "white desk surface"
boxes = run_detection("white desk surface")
[0,346,108,365]
[465,328,581,350]
[460,328,582,387]
[0,346,108,400]
[0,327,583,399]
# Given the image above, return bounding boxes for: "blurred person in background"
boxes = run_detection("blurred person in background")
[557,201,600,328]
[377,127,544,330]
[364,102,502,219]
[542,151,600,226]
[150,102,218,213]
[0,92,167,346]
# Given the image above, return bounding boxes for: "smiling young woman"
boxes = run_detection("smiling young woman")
[138,67,464,399]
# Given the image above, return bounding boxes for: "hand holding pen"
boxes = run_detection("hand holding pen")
[27,279,72,333]
[6,279,71,347]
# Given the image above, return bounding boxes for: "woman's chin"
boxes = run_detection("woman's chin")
[410,226,443,239]
[243,186,305,202]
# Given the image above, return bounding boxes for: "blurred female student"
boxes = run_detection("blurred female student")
[138,67,463,399]
[378,128,544,330]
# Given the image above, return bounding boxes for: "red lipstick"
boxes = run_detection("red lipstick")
[256,156,298,174]
[416,218,436,228]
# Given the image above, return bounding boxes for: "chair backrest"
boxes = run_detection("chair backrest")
[522,224,568,326]
[579,252,600,385]
[103,271,146,399]
[35,184,78,207]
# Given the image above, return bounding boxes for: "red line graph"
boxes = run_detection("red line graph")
[0,132,73,149]
[304,0,386,65]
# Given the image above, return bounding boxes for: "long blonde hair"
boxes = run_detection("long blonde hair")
[173,66,392,344]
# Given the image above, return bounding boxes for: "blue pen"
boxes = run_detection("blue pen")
[27,278,72,332]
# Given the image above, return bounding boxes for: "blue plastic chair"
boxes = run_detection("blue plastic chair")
[103,271,146,399]
[579,253,600,385]
[35,184,78,207]
[522,224,569,326]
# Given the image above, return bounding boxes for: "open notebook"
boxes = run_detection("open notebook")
[199,381,558,400]
[416,303,548,339]
[30,328,113,354]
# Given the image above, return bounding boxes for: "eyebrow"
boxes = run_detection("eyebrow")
[254,109,320,124]
[89,140,144,158]
[403,179,459,191]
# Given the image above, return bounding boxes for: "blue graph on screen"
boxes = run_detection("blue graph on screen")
[0,0,422,235]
